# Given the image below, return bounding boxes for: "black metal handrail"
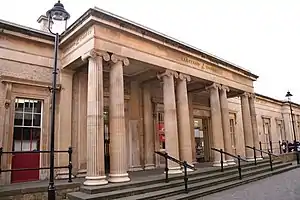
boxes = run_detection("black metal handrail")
[0,147,73,182]
[211,148,247,180]
[246,145,278,171]
[155,151,195,193]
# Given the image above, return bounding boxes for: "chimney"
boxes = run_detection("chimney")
[37,15,53,32]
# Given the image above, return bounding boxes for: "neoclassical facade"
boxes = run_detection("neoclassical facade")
[0,8,300,185]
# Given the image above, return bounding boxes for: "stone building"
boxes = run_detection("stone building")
[0,7,299,185]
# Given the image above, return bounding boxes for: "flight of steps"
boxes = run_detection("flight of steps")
[67,159,298,200]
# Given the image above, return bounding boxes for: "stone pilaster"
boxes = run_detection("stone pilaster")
[157,70,182,174]
[108,54,131,183]
[206,83,227,167]
[143,84,155,169]
[82,49,110,186]
[249,93,261,159]
[241,92,254,160]
[176,73,193,169]
[219,85,235,165]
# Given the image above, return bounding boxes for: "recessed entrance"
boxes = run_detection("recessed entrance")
[194,118,210,163]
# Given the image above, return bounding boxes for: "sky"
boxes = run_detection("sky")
[1,0,299,102]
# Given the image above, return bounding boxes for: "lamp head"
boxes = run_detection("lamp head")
[46,1,70,21]
[286,91,293,101]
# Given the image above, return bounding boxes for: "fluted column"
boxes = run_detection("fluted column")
[157,70,182,174]
[219,85,235,165]
[82,49,110,186]
[241,92,254,160]
[108,54,130,183]
[206,83,227,167]
[249,94,261,159]
[176,73,193,169]
[143,84,155,169]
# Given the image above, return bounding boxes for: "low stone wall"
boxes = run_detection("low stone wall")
[275,152,296,163]
[0,182,80,200]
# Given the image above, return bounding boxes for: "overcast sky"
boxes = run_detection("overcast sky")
[1,0,299,102]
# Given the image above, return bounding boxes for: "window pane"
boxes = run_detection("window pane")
[24,99,33,113]
[24,113,32,126]
[33,100,42,113]
[23,128,31,140]
[14,113,23,126]
[13,127,23,151]
[33,114,41,127]
[15,99,24,112]
[32,128,40,151]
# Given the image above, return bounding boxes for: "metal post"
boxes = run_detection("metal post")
[289,100,299,164]
[165,152,169,183]
[238,155,242,180]
[268,150,273,171]
[279,141,282,154]
[0,147,2,175]
[269,141,273,153]
[48,32,59,200]
[253,146,257,165]
[220,149,224,172]
[259,141,263,158]
[68,147,72,183]
[183,161,188,193]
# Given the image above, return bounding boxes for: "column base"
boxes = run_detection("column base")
[168,166,183,174]
[84,176,108,186]
[212,161,228,167]
[108,173,130,183]
[144,164,155,170]
[55,169,74,180]
[226,159,236,165]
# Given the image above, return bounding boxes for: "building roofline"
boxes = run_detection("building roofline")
[62,7,259,80]
[255,93,300,107]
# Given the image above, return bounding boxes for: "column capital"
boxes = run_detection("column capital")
[82,49,110,62]
[157,69,178,80]
[249,93,256,99]
[219,85,230,93]
[205,82,221,91]
[178,73,191,82]
[241,92,251,98]
[111,54,130,66]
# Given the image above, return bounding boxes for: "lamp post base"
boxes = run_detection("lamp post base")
[48,186,56,200]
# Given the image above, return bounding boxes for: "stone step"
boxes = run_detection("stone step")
[160,164,299,200]
[67,161,289,200]
[80,159,279,195]
[113,162,292,200]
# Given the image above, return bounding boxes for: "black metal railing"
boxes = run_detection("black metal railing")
[246,145,278,171]
[259,141,283,154]
[155,151,195,193]
[0,147,73,182]
[211,148,247,180]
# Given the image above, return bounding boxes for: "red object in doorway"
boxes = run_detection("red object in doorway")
[11,153,40,183]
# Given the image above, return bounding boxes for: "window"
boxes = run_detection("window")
[157,112,165,150]
[13,98,42,151]
[229,118,236,153]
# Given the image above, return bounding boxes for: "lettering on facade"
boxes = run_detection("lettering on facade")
[181,57,219,74]
[63,28,93,55]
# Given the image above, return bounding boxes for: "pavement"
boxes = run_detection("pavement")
[199,167,300,200]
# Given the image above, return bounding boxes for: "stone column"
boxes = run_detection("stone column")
[108,54,131,183]
[206,83,227,166]
[143,84,155,169]
[157,70,182,174]
[82,50,110,186]
[249,94,261,159]
[176,73,193,168]
[241,92,254,160]
[219,85,235,165]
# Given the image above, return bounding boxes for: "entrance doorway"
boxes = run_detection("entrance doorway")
[193,118,210,162]
[104,108,110,173]
[11,98,42,183]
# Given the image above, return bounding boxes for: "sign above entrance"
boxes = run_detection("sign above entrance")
[181,57,221,75]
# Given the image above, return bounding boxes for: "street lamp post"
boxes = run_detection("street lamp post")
[285,91,299,164]
[46,1,70,200]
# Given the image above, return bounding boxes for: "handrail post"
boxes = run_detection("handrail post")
[165,152,169,183]
[68,147,73,182]
[220,149,224,172]
[268,150,273,171]
[259,141,263,158]
[238,155,242,180]
[269,141,273,153]
[253,146,257,165]
[279,141,282,154]
[0,147,2,175]
[183,161,188,193]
